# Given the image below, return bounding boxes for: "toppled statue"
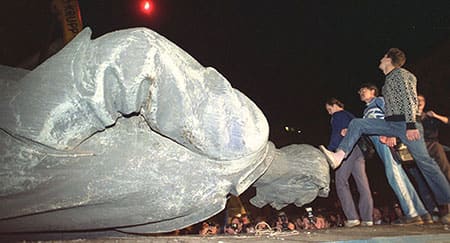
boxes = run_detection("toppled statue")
[0,27,329,234]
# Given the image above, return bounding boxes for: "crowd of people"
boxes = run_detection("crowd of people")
[162,201,438,236]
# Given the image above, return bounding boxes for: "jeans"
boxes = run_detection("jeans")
[426,141,450,182]
[405,165,438,214]
[338,118,450,205]
[335,146,373,221]
[370,136,428,217]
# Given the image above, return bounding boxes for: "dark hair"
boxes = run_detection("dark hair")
[360,83,379,96]
[386,48,406,67]
[325,97,344,109]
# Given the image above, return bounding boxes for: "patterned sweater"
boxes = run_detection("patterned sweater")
[382,68,419,129]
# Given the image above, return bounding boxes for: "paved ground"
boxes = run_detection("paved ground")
[2,224,450,242]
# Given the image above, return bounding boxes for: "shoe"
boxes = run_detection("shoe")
[319,145,341,169]
[420,213,434,224]
[361,221,373,227]
[441,213,450,224]
[391,215,423,226]
[344,219,361,228]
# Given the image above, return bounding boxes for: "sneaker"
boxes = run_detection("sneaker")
[361,221,374,227]
[391,215,423,226]
[420,213,434,224]
[319,145,341,169]
[441,213,450,224]
[344,219,361,228]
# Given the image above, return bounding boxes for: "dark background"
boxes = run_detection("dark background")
[1,0,449,214]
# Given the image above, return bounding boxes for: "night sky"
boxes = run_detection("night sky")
[77,0,450,148]
[1,0,450,207]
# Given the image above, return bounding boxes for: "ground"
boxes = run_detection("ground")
[3,224,450,242]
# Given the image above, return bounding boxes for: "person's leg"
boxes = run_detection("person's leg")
[338,118,398,155]
[335,148,359,221]
[371,136,428,218]
[405,165,438,214]
[349,147,373,222]
[426,141,450,183]
[399,122,450,206]
[320,119,399,168]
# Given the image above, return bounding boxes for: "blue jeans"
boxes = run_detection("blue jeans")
[338,118,450,205]
[370,136,428,217]
[406,166,438,214]
[335,146,373,221]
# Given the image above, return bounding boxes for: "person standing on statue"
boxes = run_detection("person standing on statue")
[324,97,373,227]
[357,83,432,225]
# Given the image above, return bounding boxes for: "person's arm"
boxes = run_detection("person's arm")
[374,97,386,114]
[398,71,418,129]
[328,113,347,151]
[426,110,449,124]
[395,71,421,140]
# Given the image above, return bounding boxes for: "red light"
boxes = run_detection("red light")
[141,1,153,14]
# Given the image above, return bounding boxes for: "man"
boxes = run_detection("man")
[418,94,450,182]
[198,221,220,236]
[274,211,296,231]
[358,83,431,225]
[402,94,450,216]
[319,48,450,223]
[324,98,373,227]
[225,215,243,234]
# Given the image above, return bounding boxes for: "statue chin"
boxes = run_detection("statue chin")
[0,27,328,234]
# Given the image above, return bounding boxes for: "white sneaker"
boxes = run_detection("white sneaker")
[344,219,361,228]
[319,145,341,169]
[361,221,374,227]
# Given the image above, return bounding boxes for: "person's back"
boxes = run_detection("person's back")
[382,68,418,125]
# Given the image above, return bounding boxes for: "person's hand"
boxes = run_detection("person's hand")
[406,129,420,141]
[302,218,312,229]
[340,128,348,137]
[225,227,237,234]
[314,217,326,229]
[379,136,396,147]
[287,222,295,230]
[426,110,436,118]
[274,221,283,231]
[199,223,210,235]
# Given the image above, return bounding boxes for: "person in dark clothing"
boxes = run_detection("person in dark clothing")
[324,97,373,227]
[418,94,450,182]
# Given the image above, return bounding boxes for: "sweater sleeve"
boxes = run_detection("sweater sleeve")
[398,71,418,129]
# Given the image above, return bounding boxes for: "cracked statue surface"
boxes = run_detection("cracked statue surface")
[0,27,329,234]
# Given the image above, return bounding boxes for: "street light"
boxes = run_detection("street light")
[284,126,302,134]
[140,0,153,15]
